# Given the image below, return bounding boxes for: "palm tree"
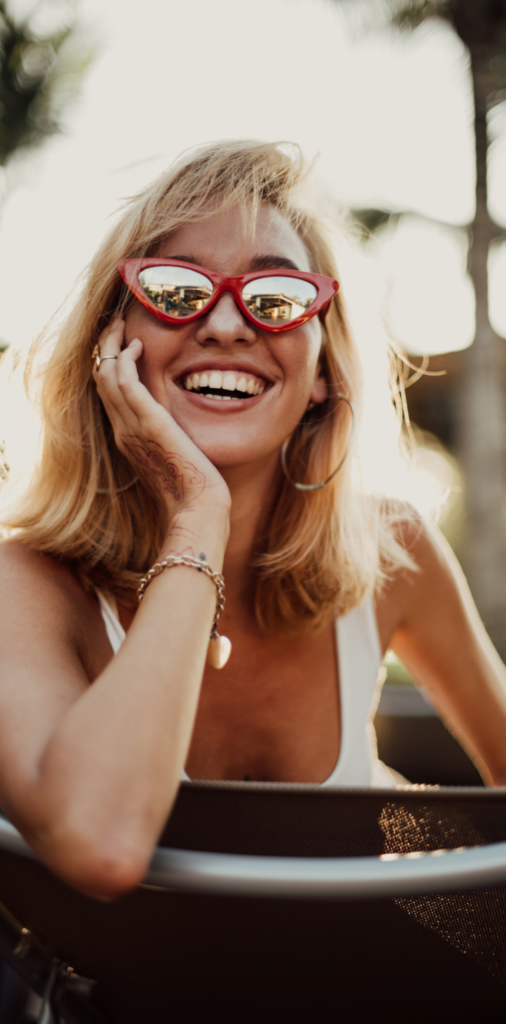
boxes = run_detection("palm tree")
[0,0,95,353]
[335,0,506,657]
[0,0,95,169]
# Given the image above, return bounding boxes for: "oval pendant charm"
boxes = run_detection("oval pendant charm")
[206,634,232,669]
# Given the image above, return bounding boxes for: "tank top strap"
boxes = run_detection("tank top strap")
[322,596,383,787]
[96,589,126,655]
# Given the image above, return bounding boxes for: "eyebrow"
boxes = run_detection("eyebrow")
[162,254,302,273]
[250,255,301,273]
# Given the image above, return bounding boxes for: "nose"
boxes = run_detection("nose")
[194,292,257,347]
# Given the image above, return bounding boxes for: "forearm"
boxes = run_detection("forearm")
[27,510,229,896]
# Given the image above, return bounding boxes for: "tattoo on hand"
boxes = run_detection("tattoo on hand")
[170,515,198,543]
[164,546,196,559]
[121,437,205,504]
[161,530,208,563]
[163,515,198,558]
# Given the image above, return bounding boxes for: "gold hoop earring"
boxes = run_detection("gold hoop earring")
[280,394,355,492]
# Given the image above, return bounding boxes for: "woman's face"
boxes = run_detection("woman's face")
[124,202,327,471]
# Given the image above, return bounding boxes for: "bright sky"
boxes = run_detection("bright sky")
[0,0,505,359]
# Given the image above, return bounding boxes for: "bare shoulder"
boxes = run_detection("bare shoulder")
[0,537,85,630]
[0,538,109,677]
[375,509,462,652]
[1,535,80,591]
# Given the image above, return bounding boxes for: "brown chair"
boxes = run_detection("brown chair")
[1,782,506,1024]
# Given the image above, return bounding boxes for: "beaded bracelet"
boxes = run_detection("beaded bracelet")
[137,555,231,669]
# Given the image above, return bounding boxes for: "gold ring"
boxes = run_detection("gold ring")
[92,344,119,369]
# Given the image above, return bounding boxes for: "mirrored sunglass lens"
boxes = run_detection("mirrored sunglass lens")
[242,276,317,323]
[138,266,213,318]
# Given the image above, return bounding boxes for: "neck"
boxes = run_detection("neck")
[219,451,282,613]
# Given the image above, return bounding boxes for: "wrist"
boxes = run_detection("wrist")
[161,506,230,571]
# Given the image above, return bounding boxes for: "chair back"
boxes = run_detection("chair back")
[1,782,506,1024]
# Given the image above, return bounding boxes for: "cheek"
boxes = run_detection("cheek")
[124,310,179,391]
[280,322,322,391]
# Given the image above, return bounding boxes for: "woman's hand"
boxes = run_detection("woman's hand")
[93,319,231,523]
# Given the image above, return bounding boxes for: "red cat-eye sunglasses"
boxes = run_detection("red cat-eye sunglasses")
[117,258,339,334]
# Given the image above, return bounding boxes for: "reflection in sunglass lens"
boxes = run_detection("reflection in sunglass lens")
[138,266,213,318]
[242,276,317,323]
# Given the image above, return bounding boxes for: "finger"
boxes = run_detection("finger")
[113,339,143,393]
[101,318,125,352]
[96,339,149,429]
[92,320,125,383]
[92,319,124,372]
[122,337,143,361]
[101,318,125,356]
[115,341,162,419]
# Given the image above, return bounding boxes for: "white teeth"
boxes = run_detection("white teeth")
[223,372,237,391]
[183,370,267,396]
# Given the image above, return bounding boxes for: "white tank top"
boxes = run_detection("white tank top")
[96,591,395,788]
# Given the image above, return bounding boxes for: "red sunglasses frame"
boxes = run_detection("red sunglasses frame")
[117,258,339,334]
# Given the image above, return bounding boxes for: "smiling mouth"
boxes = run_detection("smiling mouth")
[181,369,267,401]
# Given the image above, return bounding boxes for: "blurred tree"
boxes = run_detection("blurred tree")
[0,0,95,168]
[0,1,95,355]
[336,0,506,659]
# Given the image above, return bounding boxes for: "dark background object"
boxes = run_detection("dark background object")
[375,683,483,785]
[2,784,506,1024]
[0,958,31,1024]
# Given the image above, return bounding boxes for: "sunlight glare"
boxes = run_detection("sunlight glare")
[373,216,475,355]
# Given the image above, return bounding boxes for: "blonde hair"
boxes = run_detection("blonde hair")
[1,140,413,631]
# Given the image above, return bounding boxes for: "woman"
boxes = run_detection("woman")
[0,140,505,900]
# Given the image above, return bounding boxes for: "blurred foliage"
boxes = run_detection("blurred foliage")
[390,1,506,92]
[0,0,96,166]
[350,206,398,240]
[347,0,506,242]
[355,0,506,52]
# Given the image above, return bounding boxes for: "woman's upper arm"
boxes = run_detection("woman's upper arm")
[383,518,506,785]
[0,541,92,824]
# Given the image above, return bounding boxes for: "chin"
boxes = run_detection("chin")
[192,437,278,472]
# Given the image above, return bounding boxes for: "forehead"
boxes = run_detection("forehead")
[158,202,312,273]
